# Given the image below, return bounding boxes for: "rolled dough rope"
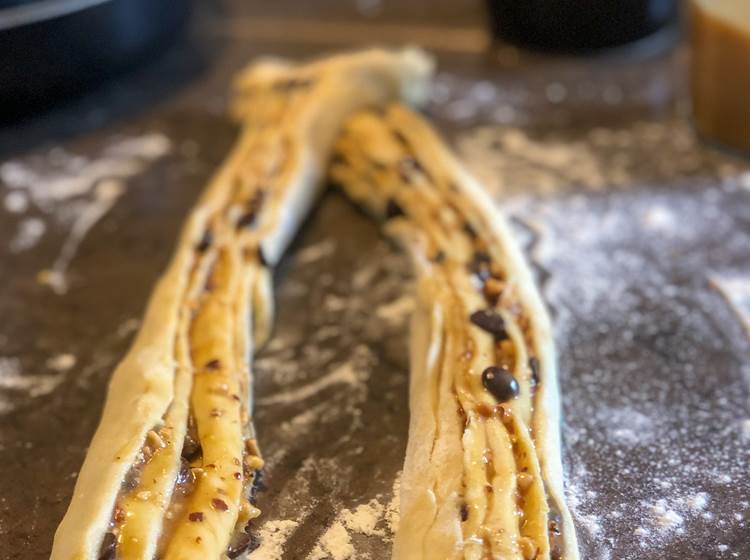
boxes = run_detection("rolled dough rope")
[330,106,579,560]
[51,48,433,560]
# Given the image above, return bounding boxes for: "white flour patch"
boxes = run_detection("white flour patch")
[37,178,125,294]
[256,356,364,406]
[0,132,171,287]
[308,521,355,560]
[46,353,77,372]
[247,519,299,560]
[0,356,66,414]
[375,295,414,324]
[340,500,386,537]
[10,218,46,253]
[308,497,395,560]
[4,190,28,213]
[295,239,337,264]
[117,318,141,339]
[649,500,685,533]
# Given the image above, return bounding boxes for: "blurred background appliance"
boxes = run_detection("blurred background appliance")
[0,0,190,120]
[485,0,679,51]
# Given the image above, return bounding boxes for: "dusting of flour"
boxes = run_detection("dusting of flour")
[0,132,171,293]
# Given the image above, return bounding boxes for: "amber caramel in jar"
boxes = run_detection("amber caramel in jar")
[691,0,750,155]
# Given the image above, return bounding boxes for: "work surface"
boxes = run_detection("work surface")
[1,2,749,559]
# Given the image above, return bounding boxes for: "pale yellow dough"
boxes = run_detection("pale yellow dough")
[51,48,578,560]
[51,48,433,560]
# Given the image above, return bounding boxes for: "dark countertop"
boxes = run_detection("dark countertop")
[1,2,749,559]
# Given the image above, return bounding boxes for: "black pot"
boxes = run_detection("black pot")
[0,0,190,119]
[485,0,679,51]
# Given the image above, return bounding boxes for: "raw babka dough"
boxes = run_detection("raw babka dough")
[331,106,579,560]
[51,48,578,560]
[51,48,433,560]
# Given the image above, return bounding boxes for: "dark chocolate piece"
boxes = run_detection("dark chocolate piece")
[385,198,404,219]
[182,416,202,461]
[97,532,117,560]
[469,309,508,340]
[529,356,540,386]
[176,457,195,487]
[482,366,519,402]
[196,229,213,253]
[236,190,266,229]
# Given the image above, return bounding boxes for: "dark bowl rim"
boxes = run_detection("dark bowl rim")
[0,0,116,31]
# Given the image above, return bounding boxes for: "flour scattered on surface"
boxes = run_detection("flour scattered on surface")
[4,191,28,213]
[10,218,45,253]
[295,239,337,264]
[375,295,414,324]
[0,132,171,289]
[341,500,386,537]
[308,521,355,560]
[247,519,299,560]
[0,356,66,414]
[256,358,364,406]
[252,226,409,559]
[308,498,393,559]
[46,353,77,372]
[649,500,685,532]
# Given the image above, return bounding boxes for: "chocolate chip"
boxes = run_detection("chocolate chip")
[529,357,540,386]
[236,212,256,229]
[205,359,221,370]
[196,229,213,252]
[470,310,508,340]
[236,190,266,229]
[212,498,229,511]
[460,504,469,521]
[432,250,446,263]
[482,366,519,403]
[97,532,117,560]
[177,458,195,487]
[188,511,204,522]
[385,198,404,219]
[182,416,201,460]
[463,222,478,239]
